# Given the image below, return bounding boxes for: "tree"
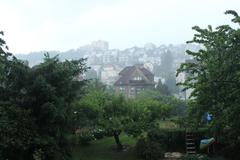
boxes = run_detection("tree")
[73,89,108,129]
[155,79,170,95]
[85,69,98,79]
[0,32,34,160]
[159,50,174,77]
[0,32,88,159]
[101,95,167,150]
[101,95,128,149]
[85,78,106,92]
[74,90,159,149]
[137,90,186,117]
[165,75,179,94]
[177,10,240,143]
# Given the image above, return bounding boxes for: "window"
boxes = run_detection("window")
[120,87,125,91]
[133,76,142,80]
[136,87,142,95]
[130,87,135,96]
[136,87,141,91]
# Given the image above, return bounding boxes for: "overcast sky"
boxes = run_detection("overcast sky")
[1,0,240,54]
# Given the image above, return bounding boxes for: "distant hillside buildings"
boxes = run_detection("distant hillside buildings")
[91,40,109,50]
[176,59,196,100]
[100,65,122,85]
[16,40,201,99]
[114,65,155,98]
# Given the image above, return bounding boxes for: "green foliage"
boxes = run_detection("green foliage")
[73,84,174,150]
[72,79,109,130]
[156,79,170,96]
[138,127,209,154]
[123,100,152,137]
[78,128,95,145]
[177,10,240,145]
[137,90,187,117]
[0,103,36,159]
[92,128,105,139]
[135,128,167,160]
[72,68,189,152]
[73,90,108,128]
[0,33,88,160]
[101,95,130,149]
[71,134,137,160]
[136,138,165,160]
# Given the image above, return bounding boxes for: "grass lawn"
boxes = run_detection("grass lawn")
[158,120,178,129]
[71,134,139,160]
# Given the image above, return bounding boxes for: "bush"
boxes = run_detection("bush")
[67,134,79,146]
[78,129,95,145]
[148,128,185,152]
[135,137,165,160]
[135,128,169,160]
[145,141,165,160]
[92,128,105,139]
[147,128,168,149]
[148,128,209,152]
[135,137,147,158]
[33,149,45,160]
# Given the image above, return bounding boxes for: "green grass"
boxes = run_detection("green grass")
[71,134,139,160]
[158,120,178,129]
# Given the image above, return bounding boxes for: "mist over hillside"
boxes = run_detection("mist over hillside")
[2,1,240,158]
[16,40,200,68]
[15,40,201,98]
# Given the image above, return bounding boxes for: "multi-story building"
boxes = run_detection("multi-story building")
[176,59,196,100]
[100,65,122,85]
[114,65,155,98]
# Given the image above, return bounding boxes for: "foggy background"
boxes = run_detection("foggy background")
[1,0,240,54]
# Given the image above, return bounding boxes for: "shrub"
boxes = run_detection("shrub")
[148,128,185,152]
[78,129,95,145]
[92,128,105,139]
[135,137,165,160]
[135,137,147,158]
[67,134,79,146]
[148,128,209,152]
[135,127,211,159]
[33,149,45,160]
[145,140,165,160]
[147,128,168,149]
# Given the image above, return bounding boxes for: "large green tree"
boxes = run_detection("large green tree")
[0,32,88,160]
[177,10,240,142]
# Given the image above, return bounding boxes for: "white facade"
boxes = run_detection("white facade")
[100,66,122,85]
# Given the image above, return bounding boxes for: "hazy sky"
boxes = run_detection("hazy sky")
[1,0,240,54]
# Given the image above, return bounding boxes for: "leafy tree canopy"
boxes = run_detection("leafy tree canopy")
[177,10,240,142]
[0,32,88,160]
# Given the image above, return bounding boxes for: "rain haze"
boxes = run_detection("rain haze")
[1,0,240,159]
[1,0,240,54]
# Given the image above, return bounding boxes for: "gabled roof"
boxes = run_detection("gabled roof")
[114,65,154,86]
[140,67,154,76]
[118,66,134,76]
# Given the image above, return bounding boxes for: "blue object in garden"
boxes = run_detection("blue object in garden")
[207,113,212,121]
[200,138,215,150]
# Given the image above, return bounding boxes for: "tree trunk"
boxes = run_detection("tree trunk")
[113,131,123,150]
